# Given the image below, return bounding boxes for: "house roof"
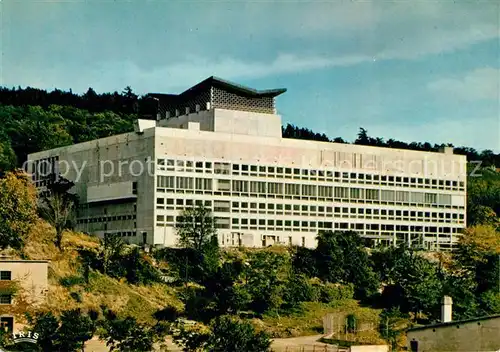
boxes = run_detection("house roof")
[407,314,500,332]
[149,76,287,99]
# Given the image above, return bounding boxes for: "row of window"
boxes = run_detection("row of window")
[103,231,137,237]
[155,198,465,223]
[76,214,136,224]
[156,214,460,234]
[157,159,465,191]
[157,199,463,219]
[157,177,462,207]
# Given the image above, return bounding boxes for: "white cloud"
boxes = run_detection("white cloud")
[3,1,500,93]
[428,68,500,101]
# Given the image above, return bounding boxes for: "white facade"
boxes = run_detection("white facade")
[27,79,467,250]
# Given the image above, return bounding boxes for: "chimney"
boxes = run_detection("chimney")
[441,296,453,323]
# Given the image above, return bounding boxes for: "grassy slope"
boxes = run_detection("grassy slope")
[258,300,385,344]
[21,220,183,323]
[17,222,387,344]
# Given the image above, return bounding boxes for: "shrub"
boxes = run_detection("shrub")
[59,275,85,288]
[318,283,354,303]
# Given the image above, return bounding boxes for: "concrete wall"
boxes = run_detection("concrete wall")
[0,260,48,305]
[158,110,215,132]
[28,130,156,245]
[407,316,500,351]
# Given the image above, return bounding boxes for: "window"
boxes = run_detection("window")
[268,182,283,195]
[366,189,379,200]
[301,185,316,197]
[411,192,424,204]
[285,183,300,196]
[318,186,333,198]
[176,177,193,190]
[0,294,11,304]
[425,193,437,204]
[0,271,11,281]
[214,162,230,175]
[195,178,212,191]
[350,188,364,199]
[334,187,349,198]
[249,181,266,194]
[157,176,175,188]
[381,190,395,201]
[232,180,249,193]
[395,191,410,202]
[132,182,138,194]
[217,179,231,191]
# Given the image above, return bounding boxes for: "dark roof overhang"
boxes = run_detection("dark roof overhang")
[148,76,287,99]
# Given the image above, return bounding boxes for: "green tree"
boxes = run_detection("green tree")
[379,308,410,352]
[291,246,318,277]
[245,251,288,314]
[0,139,16,174]
[174,205,220,282]
[101,233,125,276]
[315,231,380,299]
[38,176,78,249]
[176,205,217,251]
[374,247,442,319]
[28,309,97,352]
[0,170,38,250]
[99,308,169,352]
[174,315,271,352]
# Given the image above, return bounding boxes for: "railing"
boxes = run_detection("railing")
[273,344,348,352]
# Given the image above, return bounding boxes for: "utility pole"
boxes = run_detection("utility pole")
[498,254,500,294]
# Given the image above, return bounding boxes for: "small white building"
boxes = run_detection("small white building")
[27,77,467,250]
[0,259,49,332]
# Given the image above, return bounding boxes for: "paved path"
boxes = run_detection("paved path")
[85,334,332,351]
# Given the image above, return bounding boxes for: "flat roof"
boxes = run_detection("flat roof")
[0,260,50,263]
[407,314,500,332]
[149,76,287,99]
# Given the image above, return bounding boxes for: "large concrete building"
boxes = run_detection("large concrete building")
[27,77,467,250]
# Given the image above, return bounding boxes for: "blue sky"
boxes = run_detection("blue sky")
[1,1,499,151]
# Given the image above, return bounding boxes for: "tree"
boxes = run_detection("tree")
[0,170,38,250]
[379,308,410,352]
[0,139,16,175]
[315,231,380,299]
[355,127,371,145]
[176,205,217,251]
[245,251,288,314]
[99,308,169,352]
[374,247,443,319]
[38,176,78,250]
[101,233,125,275]
[174,315,271,352]
[175,205,220,282]
[291,246,318,277]
[28,309,97,352]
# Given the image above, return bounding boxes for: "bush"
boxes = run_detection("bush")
[174,315,272,352]
[318,283,354,303]
[283,274,319,307]
[59,275,85,288]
